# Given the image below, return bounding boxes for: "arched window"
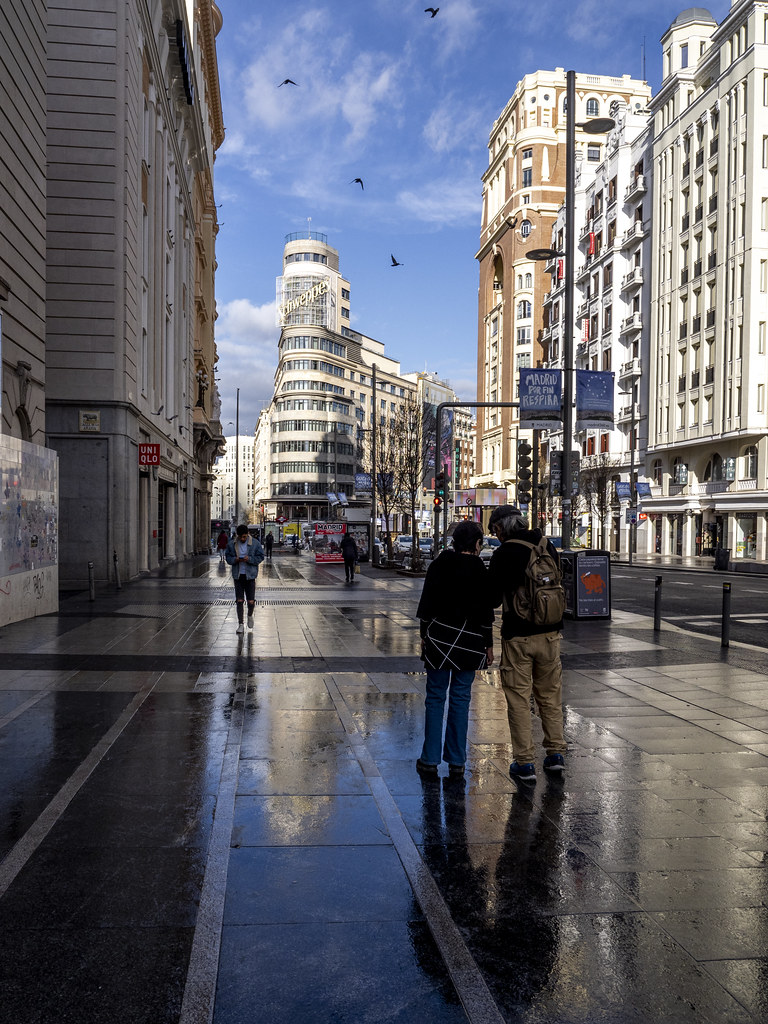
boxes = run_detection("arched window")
[524,273,532,287]
[586,98,599,117]
[652,459,663,486]
[673,457,688,484]
[520,219,532,237]
[517,300,532,319]
[703,453,723,481]
[517,274,523,288]
[744,445,758,478]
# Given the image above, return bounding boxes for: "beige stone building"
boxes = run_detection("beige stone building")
[476,68,651,496]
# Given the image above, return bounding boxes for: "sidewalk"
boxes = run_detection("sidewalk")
[1,552,767,1022]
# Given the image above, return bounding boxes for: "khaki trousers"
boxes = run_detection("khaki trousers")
[500,631,566,764]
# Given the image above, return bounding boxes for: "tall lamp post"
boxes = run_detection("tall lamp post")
[527,70,613,549]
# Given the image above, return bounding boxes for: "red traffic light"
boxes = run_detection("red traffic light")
[433,497,442,507]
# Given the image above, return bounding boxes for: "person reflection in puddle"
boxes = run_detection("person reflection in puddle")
[415,520,494,778]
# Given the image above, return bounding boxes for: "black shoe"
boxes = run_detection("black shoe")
[448,764,465,777]
[416,758,438,776]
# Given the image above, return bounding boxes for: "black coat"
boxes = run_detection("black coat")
[416,549,494,670]
[340,534,358,559]
[486,528,563,637]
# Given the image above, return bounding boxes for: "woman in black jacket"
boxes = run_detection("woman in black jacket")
[415,520,495,776]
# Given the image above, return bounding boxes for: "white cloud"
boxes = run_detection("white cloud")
[215,298,279,430]
[423,96,484,154]
[434,0,482,60]
[397,178,480,225]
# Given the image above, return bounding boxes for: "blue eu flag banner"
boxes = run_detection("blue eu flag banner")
[519,369,563,429]
[576,371,614,431]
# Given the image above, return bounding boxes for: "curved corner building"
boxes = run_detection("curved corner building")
[271,232,360,522]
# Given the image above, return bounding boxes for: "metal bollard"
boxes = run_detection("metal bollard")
[88,561,95,602]
[653,575,662,632]
[721,582,731,648]
[113,550,122,590]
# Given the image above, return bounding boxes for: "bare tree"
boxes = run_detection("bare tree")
[359,417,399,560]
[579,453,621,549]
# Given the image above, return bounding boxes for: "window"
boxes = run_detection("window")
[516,326,532,344]
[762,261,768,292]
[341,307,350,319]
[520,219,532,237]
[525,273,532,288]
[586,98,599,117]
[522,148,532,160]
[516,352,531,369]
[587,145,601,162]
[763,136,768,168]
[680,43,688,68]
[760,321,766,353]
[759,385,766,414]
[744,445,758,478]
[651,459,663,486]
[517,300,532,318]
[522,168,532,187]
[673,457,688,484]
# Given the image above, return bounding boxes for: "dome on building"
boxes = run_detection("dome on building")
[671,8,717,28]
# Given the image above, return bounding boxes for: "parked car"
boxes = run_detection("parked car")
[418,537,434,559]
[393,535,413,556]
[479,536,501,563]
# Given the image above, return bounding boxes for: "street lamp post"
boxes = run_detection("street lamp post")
[527,71,614,549]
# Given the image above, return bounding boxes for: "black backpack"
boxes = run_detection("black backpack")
[506,536,565,626]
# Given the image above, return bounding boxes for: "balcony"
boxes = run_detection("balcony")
[621,221,647,248]
[679,321,688,340]
[709,137,719,157]
[682,160,690,178]
[692,314,701,335]
[621,266,643,291]
[624,174,647,202]
[680,268,689,286]
[707,251,717,271]
[577,300,589,320]
[706,308,716,328]
[708,195,718,214]
[579,220,593,242]
[620,311,642,334]
[681,213,690,232]
[695,149,704,168]
[693,258,702,278]
[694,203,703,223]
[618,357,640,381]
[705,364,715,384]
[677,375,686,394]
[691,370,700,388]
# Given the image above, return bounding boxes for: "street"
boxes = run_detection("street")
[611,566,768,649]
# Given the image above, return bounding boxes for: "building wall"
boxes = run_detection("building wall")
[44,0,223,582]
[647,1,768,561]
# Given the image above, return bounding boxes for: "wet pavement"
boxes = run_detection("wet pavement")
[2,551,768,1022]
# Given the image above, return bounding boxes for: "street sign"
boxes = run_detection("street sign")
[275,516,287,523]
[465,497,473,506]
[625,509,638,525]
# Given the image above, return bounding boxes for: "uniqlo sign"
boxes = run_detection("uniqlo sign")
[139,444,161,465]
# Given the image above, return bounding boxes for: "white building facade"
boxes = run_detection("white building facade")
[646,1,768,561]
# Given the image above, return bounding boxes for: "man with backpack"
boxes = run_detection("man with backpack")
[486,505,566,782]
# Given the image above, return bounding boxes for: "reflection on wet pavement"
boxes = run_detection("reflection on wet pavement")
[1,554,768,1021]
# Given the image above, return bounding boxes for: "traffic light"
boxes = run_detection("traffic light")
[435,471,445,499]
[517,440,533,506]
[433,496,442,509]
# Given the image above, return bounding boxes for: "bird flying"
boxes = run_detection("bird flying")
[278,79,298,87]
[350,178,364,190]
[424,7,439,16]
[390,254,403,267]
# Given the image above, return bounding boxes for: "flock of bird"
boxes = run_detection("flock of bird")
[277,8,441,269]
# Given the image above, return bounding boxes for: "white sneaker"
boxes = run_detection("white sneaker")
[247,613,254,629]
[236,623,244,634]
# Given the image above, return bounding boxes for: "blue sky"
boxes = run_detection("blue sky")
[212,0,730,432]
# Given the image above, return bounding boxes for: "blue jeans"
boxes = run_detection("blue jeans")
[421,668,475,766]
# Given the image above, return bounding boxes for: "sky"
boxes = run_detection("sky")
[212,0,731,433]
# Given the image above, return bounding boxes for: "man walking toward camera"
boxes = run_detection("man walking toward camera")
[225,525,265,634]
[486,505,566,782]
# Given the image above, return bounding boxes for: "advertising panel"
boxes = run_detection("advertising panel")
[314,522,345,562]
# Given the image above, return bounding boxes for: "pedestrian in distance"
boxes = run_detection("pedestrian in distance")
[486,505,566,783]
[340,530,358,583]
[415,520,494,778]
[225,525,265,635]
[264,533,274,560]
[216,529,228,563]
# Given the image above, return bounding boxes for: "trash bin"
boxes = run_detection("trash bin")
[559,549,611,619]
[713,547,731,571]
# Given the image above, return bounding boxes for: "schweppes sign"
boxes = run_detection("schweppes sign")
[278,279,330,322]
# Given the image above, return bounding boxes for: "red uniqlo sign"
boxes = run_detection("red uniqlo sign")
[139,444,161,465]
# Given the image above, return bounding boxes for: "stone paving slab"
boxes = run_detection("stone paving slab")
[1,554,768,1022]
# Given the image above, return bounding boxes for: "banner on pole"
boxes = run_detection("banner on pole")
[519,369,563,429]
[575,370,614,431]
